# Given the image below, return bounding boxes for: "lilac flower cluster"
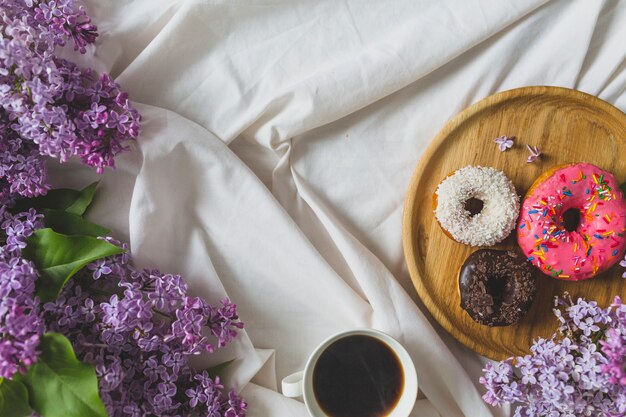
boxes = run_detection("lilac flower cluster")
[0,0,140,206]
[42,239,246,417]
[0,205,246,417]
[4,0,97,53]
[480,293,626,416]
[1,2,246,415]
[600,297,626,387]
[0,207,45,379]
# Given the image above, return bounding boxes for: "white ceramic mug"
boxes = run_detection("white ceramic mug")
[281,329,418,417]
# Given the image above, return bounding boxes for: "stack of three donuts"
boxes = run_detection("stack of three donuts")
[434,163,626,326]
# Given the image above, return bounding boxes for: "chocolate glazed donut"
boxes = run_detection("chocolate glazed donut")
[459,249,537,327]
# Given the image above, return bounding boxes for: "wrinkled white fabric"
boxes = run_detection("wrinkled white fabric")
[48,0,626,416]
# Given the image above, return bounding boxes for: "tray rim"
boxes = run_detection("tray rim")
[401,85,626,360]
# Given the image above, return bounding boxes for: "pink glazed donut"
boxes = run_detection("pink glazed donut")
[518,163,626,281]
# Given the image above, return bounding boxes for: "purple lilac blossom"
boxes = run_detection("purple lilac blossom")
[0,0,140,207]
[0,2,246,415]
[600,297,626,387]
[526,145,542,163]
[42,237,246,417]
[0,207,45,379]
[494,135,514,152]
[481,293,626,416]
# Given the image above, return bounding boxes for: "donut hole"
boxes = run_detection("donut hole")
[464,197,484,216]
[562,208,581,232]
[485,275,514,307]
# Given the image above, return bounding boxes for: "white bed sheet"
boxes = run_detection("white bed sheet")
[49,1,626,416]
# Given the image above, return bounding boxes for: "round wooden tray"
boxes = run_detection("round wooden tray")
[402,86,626,360]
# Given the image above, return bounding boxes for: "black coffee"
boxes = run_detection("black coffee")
[312,335,404,417]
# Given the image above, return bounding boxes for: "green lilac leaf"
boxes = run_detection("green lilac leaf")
[65,182,99,215]
[21,333,108,417]
[206,359,236,378]
[0,378,32,417]
[23,228,124,302]
[42,209,110,237]
[11,182,99,215]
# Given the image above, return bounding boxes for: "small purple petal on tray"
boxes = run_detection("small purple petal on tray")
[494,135,514,152]
[526,144,542,163]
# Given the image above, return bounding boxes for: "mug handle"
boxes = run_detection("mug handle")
[281,371,304,397]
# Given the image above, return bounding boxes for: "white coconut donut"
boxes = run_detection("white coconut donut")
[434,166,519,247]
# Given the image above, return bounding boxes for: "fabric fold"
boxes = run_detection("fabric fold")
[110,0,548,146]
[47,1,626,416]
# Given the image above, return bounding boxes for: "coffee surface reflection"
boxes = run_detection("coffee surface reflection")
[312,335,404,417]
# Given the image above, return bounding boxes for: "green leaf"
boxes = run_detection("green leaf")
[42,209,110,237]
[0,378,32,417]
[11,182,99,215]
[65,182,99,216]
[206,359,236,378]
[23,229,124,302]
[21,333,108,417]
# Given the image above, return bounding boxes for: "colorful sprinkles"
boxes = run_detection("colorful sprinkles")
[518,163,626,281]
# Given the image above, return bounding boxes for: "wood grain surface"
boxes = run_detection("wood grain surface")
[402,86,626,360]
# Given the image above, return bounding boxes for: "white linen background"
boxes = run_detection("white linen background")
[47,0,626,416]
